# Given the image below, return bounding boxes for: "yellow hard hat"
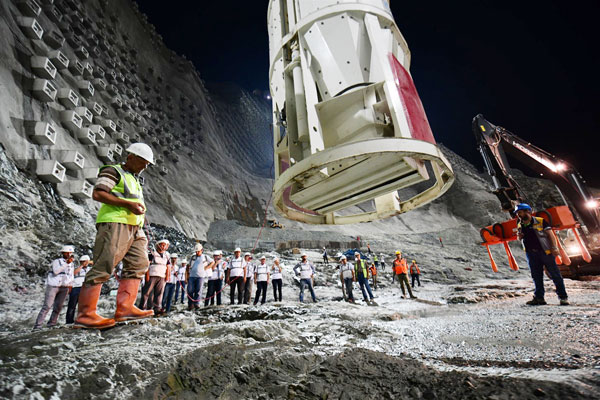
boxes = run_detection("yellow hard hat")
[395,251,401,255]
[412,260,416,263]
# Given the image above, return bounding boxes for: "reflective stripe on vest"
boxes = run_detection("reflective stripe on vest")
[96,165,145,227]
[256,265,269,281]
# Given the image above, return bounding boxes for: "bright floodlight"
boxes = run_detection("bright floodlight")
[268,0,454,224]
[585,199,598,209]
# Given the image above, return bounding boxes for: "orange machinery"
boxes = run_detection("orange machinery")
[480,206,592,272]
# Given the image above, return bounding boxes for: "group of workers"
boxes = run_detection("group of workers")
[34,241,423,329]
[30,142,569,332]
[137,241,287,313]
[30,141,426,331]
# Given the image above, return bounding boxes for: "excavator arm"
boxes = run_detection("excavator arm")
[472,114,600,233]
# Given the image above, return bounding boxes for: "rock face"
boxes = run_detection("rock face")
[0,0,273,246]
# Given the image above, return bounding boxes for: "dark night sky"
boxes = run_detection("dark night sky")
[135,0,600,185]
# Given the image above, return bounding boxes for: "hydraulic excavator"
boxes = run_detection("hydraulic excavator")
[473,114,600,278]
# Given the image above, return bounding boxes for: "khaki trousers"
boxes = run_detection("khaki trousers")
[398,273,413,297]
[85,222,149,285]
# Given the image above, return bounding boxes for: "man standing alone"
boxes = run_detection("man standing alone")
[515,203,569,306]
[75,143,155,329]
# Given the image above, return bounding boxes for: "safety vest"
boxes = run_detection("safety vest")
[228,257,245,277]
[410,263,420,275]
[373,255,379,262]
[256,264,269,282]
[271,264,283,280]
[208,261,224,281]
[355,259,368,277]
[369,264,377,276]
[96,165,145,227]
[340,262,353,279]
[393,258,408,274]
[517,216,552,254]
[296,262,314,279]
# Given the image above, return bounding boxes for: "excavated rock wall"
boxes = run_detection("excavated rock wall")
[0,0,272,249]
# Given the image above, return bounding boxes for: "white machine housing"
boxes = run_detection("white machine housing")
[268,0,454,224]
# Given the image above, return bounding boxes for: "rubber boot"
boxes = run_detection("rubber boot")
[74,284,116,329]
[115,279,154,322]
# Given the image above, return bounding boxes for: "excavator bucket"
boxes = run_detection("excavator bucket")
[268,0,454,224]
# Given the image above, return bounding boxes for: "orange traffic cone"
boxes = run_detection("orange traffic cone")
[485,244,498,272]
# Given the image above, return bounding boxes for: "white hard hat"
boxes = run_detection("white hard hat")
[157,239,170,245]
[244,252,251,257]
[170,253,178,258]
[340,255,347,260]
[260,255,266,260]
[181,259,188,264]
[354,252,360,256]
[126,142,155,164]
[234,247,241,252]
[79,255,90,261]
[194,243,203,251]
[60,245,74,253]
[213,250,222,256]
[301,253,307,257]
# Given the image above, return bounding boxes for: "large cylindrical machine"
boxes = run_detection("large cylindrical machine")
[268,0,454,224]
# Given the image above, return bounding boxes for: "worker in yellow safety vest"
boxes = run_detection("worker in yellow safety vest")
[75,143,156,329]
[515,203,568,306]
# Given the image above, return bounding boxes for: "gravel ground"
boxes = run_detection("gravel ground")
[1,269,598,399]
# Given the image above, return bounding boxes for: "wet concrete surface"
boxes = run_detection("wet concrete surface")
[0,277,598,399]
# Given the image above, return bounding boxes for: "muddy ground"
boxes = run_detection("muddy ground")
[0,270,598,399]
